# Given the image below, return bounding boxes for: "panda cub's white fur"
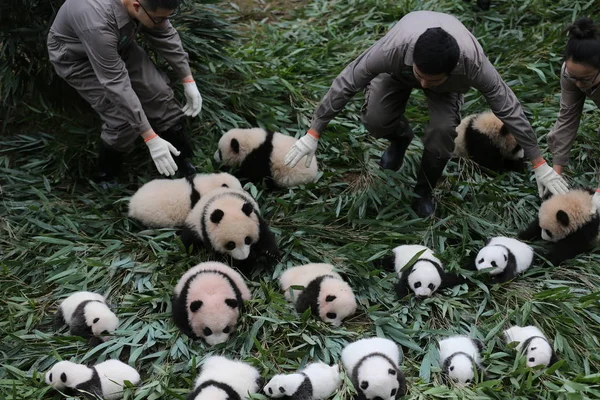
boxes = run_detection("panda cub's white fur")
[55,291,119,343]
[504,325,557,368]
[214,127,319,188]
[475,237,533,283]
[279,263,357,327]
[392,245,442,297]
[342,337,406,400]
[188,356,261,400]
[45,359,140,400]
[264,362,341,400]
[438,336,485,385]
[172,262,252,345]
[128,173,242,228]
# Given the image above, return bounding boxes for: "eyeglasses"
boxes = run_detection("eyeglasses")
[563,68,600,87]
[137,1,179,24]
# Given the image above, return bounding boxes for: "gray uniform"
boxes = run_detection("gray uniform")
[47,0,191,152]
[548,62,600,166]
[310,10,542,160]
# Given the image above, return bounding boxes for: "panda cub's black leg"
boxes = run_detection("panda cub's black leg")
[53,308,66,331]
[178,226,203,253]
[518,217,542,241]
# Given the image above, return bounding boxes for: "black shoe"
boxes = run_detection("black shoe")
[94,140,124,183]
[379,136,412,171]
[477,0,491,10]
[410,150,449,218]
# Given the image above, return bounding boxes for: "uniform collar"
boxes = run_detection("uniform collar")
[114,0,135,29]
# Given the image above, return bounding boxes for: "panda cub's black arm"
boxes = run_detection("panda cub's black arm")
[518,217,542,240]
[545,219,600,266]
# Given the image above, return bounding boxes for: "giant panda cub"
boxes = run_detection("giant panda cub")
[263,362,341,400]
[341,337,407,400]
[519,189,600,265]
[454,111,525,173]
[180,187,281,267]
[54,291,119,346]
[45,359,140,400]
[128,172,242,228]
[471,236,534,283]
[214,127,319,188]
[279,263,357,327]
[187,355,261,400]
[503,325,558,368]
[172,262,251,345]
[386,245,464,299]
[438,335,486,385]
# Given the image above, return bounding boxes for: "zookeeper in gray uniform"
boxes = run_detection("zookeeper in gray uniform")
[47,0,202,183]
[547,17,600,210]
[284,10,569,217]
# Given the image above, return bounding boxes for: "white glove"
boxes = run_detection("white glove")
[533,161,569,197]
[284,133,319,168]
[182,80,202,117]
[145,135,180,176]
[592,191,600,213]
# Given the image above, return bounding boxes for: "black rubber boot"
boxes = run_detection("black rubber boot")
[411,150,449,218]
[160,122,197,177]
[93,140,124,186]
[379,121,413,171]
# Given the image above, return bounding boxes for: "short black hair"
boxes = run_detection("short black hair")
[143,0,182,12]
[564,17,600,69]
[413,27,460,75]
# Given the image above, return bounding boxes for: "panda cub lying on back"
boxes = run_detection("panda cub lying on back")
[454,111,525,173]
[264,362,341,400]
[215,128,319,188]
[342,337,407,400]
[519,188,600,265]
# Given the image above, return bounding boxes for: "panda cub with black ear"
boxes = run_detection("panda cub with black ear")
[342,337,407,400]
[54,291,119,346]
[214,127,319,188]
[128,173,242,228]
[180,187,281,267]
[172,262,251,345]
[279,263,357,327]
[264,362,341,400]
[187,355,261,400]
[384,245,464,299]
[519,189,600,265]
[45,360,140,399]
[503,325,558,368]
[438,335,486,386]
[454,111,525,173]
[472,236,534,283]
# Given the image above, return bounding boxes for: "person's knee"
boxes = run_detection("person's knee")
[424,124,457,159]
[362,113,412,139]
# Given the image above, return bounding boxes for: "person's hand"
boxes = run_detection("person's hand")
[145,134,180,176]
[284,131,319,168]
[533,160,569,197]
[592,190,600,213]
[182,78,202,118]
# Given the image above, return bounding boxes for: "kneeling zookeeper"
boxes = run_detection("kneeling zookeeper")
[47,0,202,182]
[284,10,569,217]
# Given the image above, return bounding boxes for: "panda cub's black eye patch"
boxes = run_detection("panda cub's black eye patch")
[244,236,252,245]
[478,258,484,264]
[360,381,369,390]
[450,366,454,371]
[203,327,213,336]
[390,389,397,397]
[49,373,53,381]
[93,318,99,323]
[491,261,497,267]
[225,241,236,250]
[61,373,67,383]
[531,347,537,351]
[465,379,471,383]
[222,184,229,188]
[428,283,435,290]
[414,282,421,288]
[223,326,231,334]
[529,357,535,362]
[268,388,273,394]
[326,312,337,319]
[279,387,285,393]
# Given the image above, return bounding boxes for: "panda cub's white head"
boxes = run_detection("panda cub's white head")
[475,245,507,275]
[263,373,304,398]
[318,278,357,327]
[84,301,119,337]
[214,128,267,166]
[523,337,555,368]
[445,353,476,385]
[357,357,401,400]
[45,361,92,391]
[407,261,442,297]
